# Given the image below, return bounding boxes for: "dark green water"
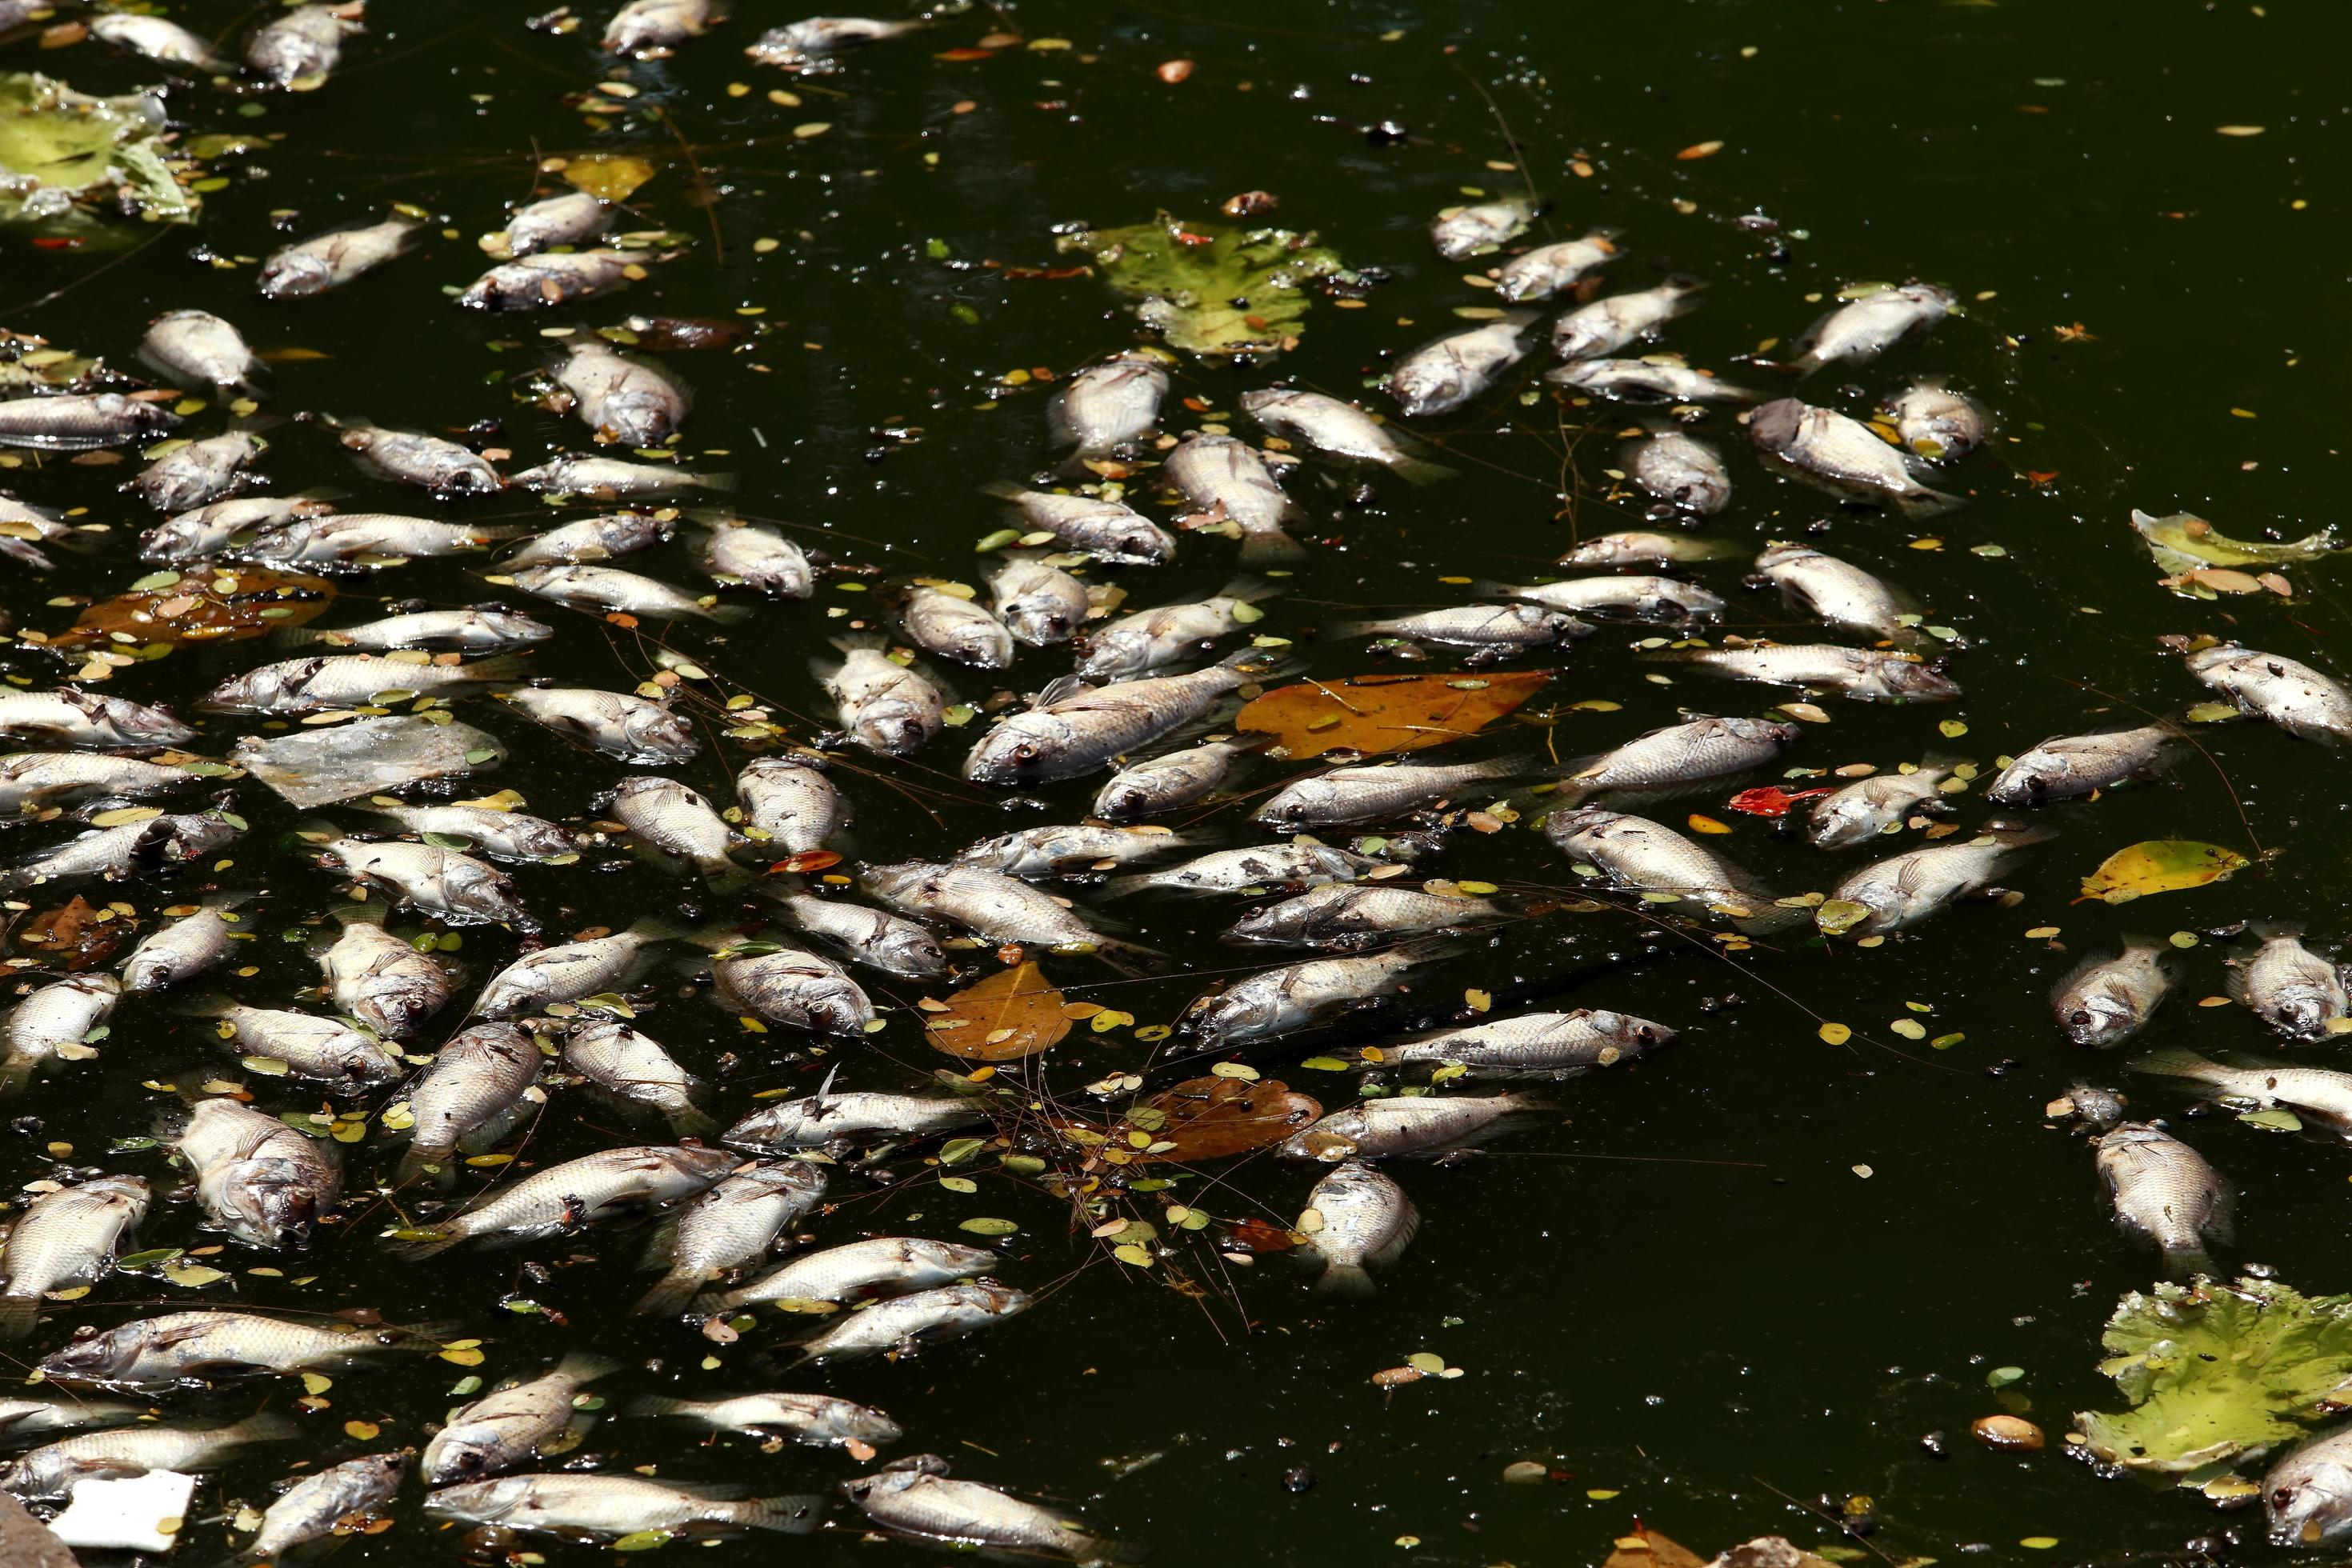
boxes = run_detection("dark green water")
[5,1,2351,1564]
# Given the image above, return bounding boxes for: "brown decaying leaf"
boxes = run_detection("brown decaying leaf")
[54,568,334,648]
[562,154,658,202]
[1121,1075,1321,1162]
[1602,1523,1708,1568]
[925,961,1071,1062]
[18,895,131,970]
[1235,670,1553,760]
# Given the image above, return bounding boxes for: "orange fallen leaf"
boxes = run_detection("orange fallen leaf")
[1676,139,1724,160]
[1115,1075,1320,1162]
[1236,670,1552,759]
[924,961,1070,1062]
[562,153,658,202]
[53,567,334,648]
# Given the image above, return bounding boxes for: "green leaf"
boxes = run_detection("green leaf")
[2075,1276,2352,1481]
[958,1217,1018,1236]
[2130,508,2342,575]
[2078,840,2248,905]
[0,72,198,233]
[613,1530,674,1553]
[1060,215,1348,358]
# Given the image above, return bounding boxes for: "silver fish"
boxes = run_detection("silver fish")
[0,391,182,451]
[459,250,656,312]
[1050,350,1169,458]
[963,652,1282,786]
[317,902,458,1036]
[724,1093,982,1155]
[1755,542,1916,641]
[1805,765,1954,850]
[605,0,713,55]
[1547,807,1777,916]
[607,775,739,879]
[710,945,876,1034]
[1626,428,1731,515]
[1238,388,1455,484]
[634,1162,829,1316]
[1827,824,2054,935]
[511,561,741,623]
[186,997,403,1089]
[1547,358,1758,404]
[1985,723,2174,806]
[557,338,690,446]
[1,1412,296,1502]
[1391,314,1537,418]
[696,1235,992,1312]
[473,918,676,1020]
[499,687,702,764]
[232,1453,408,1566]
[565,1020,713,1138]
[298,607,554,651]
[140,310,258,392]
[997,489,1176,565]
[422,1350,620,1483]
[489,190,614,257]
[1556,530,1738,569]
[1371,1008,1674,1076]
[365,802,577,862]
[1256,756,1522,829]
[1564,715,1798,794]
[631,1390,899,1448]
[125,429,264,512]
[2134,1047,2352,1136]
[0,752,201,815]
[1166,434,1306,565]
[746,15,926,70]
[2053,939,2175,1049]
[506,513,672,570]
[141,495,333,563]
[1298,1160,1416,1295]
[1093,739,1256,819]
[240,511,522,566]
[0,1174,148,1339]
[794,1279,1030,1363]
[245,2,358,87]
[2229,926,2350,1038]
[1,810,237,894]
[2265,1426,2352,1546]
[2184,642,2352,743]
[338,418,502,497]
[1551,277,1707,361]
[258,214,421,298]
[1106,840,1372,897]
[321,837,535,929]
[201,652,523,714]
[730,756,842,856]
[957,823,1201,879]
[387,1144,737,1258]
[902,586,1014,670]
[0,1396,146,1440]
[394,1021,544,1182]
[1748,398,1962,518]
[40,1309,441,1390]
[1229,882,1503,947]
[2095,1122,2229,1278]
[1184,937,1458,1047]
[1,974,118,1090]
[1784,282,1956,374]
[990,554,1092,646]
[171,1098,340,1246]
[1883,378,1987,461]
[1282,1091,1546,1161]
[1490,574,1725,624]
[1651,642,1963,702]
[122,896,245,994]
[775,894,946,978]
[862,860,1130,954]
[512,454,734,498]
[701,518,814,597]
[1493,228,1622,302]
[842,1455,1127,1563]
[820,642,947,758]
[1430,198,1532,260]
[92,14,225,68]
[1076,590,1274,682]
[426,1474,821,1538]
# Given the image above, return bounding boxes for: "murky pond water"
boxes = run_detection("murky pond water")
[3,1,2350,1564]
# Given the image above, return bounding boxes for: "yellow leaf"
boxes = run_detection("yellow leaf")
[1676,139,1725,159]
[438,1347,486,1366]
[2078,840,2248,905]
[1818,1022,1852,1046]
[343,1419,380,1440]
[1686,813,1731,835]
[562,154,658,202]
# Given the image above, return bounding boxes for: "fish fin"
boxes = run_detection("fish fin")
[1387,453,1459,486]
[1979,818,2059,850]
[1310,1262,1378,1298]
[1892,483,1967,521]
[1213,646,1302,682]
[631,1266,710,1318]
[663,1102,721,1142]
[1237,528,1309,566]
[392,1140,454,1188]
[228,1410,302,1445]
[1322,618,1392,641]
[163,991,238,1019]
[977,478,1029,504]
[2222,957,2254,1007]
[554,1350,622,1385]
[2246,917,2307,943]
[2127,1046,2229,1082]
[699,601,754,626]
[739,1494,829,1534]
[0,1292,42,1341]
[2159,1241,2216,1282]
[329,898,391,930]
[388,1318,466,1348]
[1101,872,1162,898]
[623,913,693,944]
[457,654,531,686]
[626,1394,691,1418]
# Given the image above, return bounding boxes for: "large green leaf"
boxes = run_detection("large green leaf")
[0,72,196,231]
[1058,216,1349,358]
[2075,1277,2352,1482]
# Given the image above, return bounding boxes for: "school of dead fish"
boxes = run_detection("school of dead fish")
[0,1,2346,1560]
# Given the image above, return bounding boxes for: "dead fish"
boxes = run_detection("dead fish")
[1781,282,1957,375]
[725,1093,982,1154]
[296,606,554,651]
[1626,427,1731,515]
[1648,642,1962,702]
[426,1474,821,1539]
[1106,840,1372,897]
[1806,765,1954,850]
[394,1021,543,1182]
[170,1098,340,1246]
[1748,398,1963,518]
[1882,378,1987,461]
[142,495,333,563]
[140,310,259,392]
[0,391,182,451]
[1183,937,1460,1047]
[1755,542,1918,642]
[709,944,876,1034]
[990,554,1092,646]
[634,1162,829,1316]
[240,512,522,566]
[792,1281,1029,1363]
[487,190,614,258]
[1556,530,1738,569]
[459,251,658,312]
[499,686,702,764]
[0,687,194,749]
[92,14,225,69]
[962,650,1286,786]
[778,898,947,980]
[259,214,422,298]
[41,1307,442,1390]
[1256,756,1524,829]
[1551,277,1707,361]
[386,1144,737,1258]
[230,1453,408,1566]
[1371,1008,1675,1076]
[2054,938,2175,1049]
[1391,314,1538,418]
[1238,388,1456,484]
[1298,1160,1416,1295]
[1076,587,1276,682]
[510,562,746,622]
[1985,723,2174,806]
[957,823,1203,879]
[1093,739,1258,820]
[337,418,502,498]
[178,995,403,1088]
[1546,806,1778,916]
[862,860,1135,956]
[901,586,1014,670]
[511,454,734,498]
[0,1396,145,1441]
[2095,1122,2229,1278]
[745,15,926,70]
[1828,823,2055,935]
[125,429,264,513]
[556,337,690,447]
[471,918,679,1020]
[842,1455,1129,1563]
[1282,1092,1547,1160]
[0,811,237,896]
[201,653,523,714]
[630,1390,899,1449]
[422,1351,620,1484]
[315,899,459,1036]
[0,974,117,1090]
[1562,715,1798,795]
[0,1174,149,1339]
[1050,349,1170,459]
[1493,228,1622,302]
[2228,923,2350,1038]
[2264,1427,2352,1546]
[606,774,741,880]
[1546,358,1758,405]
[1228,882,1504,946]
[2134,1046,2352,1136]
[819,638,947,758]
[993,487,1176,565]
[738,754,849,853]
[1486,574,1726,624]
[245,2,359,87]
[0,752,204,816]
[697,1235,991,1313]
[1430,198,1533,260]
[320,836,536,929]
[701,518,813,597]
[1166,433,1306,564]
[122,894,246,994]
[2184,642,2352,744]
[605,0,713,55]
[0,1412,297,1502]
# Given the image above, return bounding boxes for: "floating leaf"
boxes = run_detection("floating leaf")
[958,1216,1019,1236]
[1058,215,1347,358]
[0,71,196,231]
[612,1531,674,1554]
[563,154,658,202]
[1237,670,1552,759]
[1602,1523,1708,1568]
[17,894,130,970]
[1726,785,1832,819]
[52,567,334,648]
[923,961,1070,1062]
[1105,1075,1321,1163]
[2130,509,2341,577]
[2078,840,2247,905]
[1814,901,1870,937]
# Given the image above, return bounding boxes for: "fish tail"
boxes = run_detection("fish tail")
[1311,1262,1378,1298]
[2129,1046,2228,1084]
[459,654,532,686]
[699,600,754,626]
[388,1318,466,1349]
[229,1410,302,1446]
[1388,453,1459,486]
[631,1267,707,1319]
[1100,872,1162,899]
[1322,618,1392,641]
[1893,483,1968,521]
[554,1350,623,1385]
[393,1140,454,1188]
[0,1054,34,1097]
[625,1394,691,1418]
[2160,1240,2216,1282]
[1237,527,1309,566]
[738,1494,829,1534]
[663,1102,721,1142]
[163,990,238,1019]
[0,1290,42,1341]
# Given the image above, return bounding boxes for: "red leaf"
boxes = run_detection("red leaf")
[1220,1218,1298,1253]
[1725,786,1833,819]
[768,850,842,875]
